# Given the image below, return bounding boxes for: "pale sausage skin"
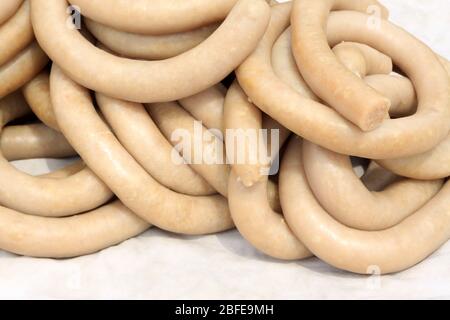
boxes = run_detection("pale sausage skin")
[0,0,23,26]
[22,72,59,131]
[31,0,271,103]
[68,0,238,35]
[291,0,391,131]
[51,65,233,235]
[378,58,450,179]
[0,41,49,99]
[303,141,443,231]
[99,96,215,196]
[85,18,219,61]
[147,101,282,213]
[0,1,33,67]
[280,138,450,275]
[237,6,450,160]
[0,92,113,217]
[0,200,150,258]
[1,123,76,161]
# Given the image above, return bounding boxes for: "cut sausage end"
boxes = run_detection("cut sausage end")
[360,98,391,131]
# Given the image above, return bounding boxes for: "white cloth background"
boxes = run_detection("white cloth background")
[0,0,449,299]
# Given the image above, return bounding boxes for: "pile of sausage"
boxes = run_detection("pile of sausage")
[0,0,449,275]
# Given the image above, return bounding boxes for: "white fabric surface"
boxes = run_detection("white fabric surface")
[1,0,449,300]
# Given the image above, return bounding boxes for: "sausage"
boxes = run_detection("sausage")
[332,42,393,77]
[224,81,290,187]
[273,29,417,118]
[147,100,282,212]
[180,80,290,188]
[22,71,59,131]
[0,41,49,99]
[364,74,417,117]
[0,0,33,67]
[262,116,291,153]
[179,82,290,146]
[98,95,216,196]
[1,123,76,160]
[0,0,23,25]
[147,101,230,197]
[68,0,238,35]
[224,80,308,260]
[179,84,227,135]
[377,57,450,179]
[0,92,113,217]
[291,0,390,131]
[31,0,271,103]
[86,18,219,60]
[228,171,311,260]
[303,141,443,231]
[271,28,318,101]
[279,137,450,275]
[224,81,265,187]
[22,71,211,204]
[0,200,150,258]
[236,6,450,159]
[51,64,233,235]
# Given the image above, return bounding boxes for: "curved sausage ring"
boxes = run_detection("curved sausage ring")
[303,142,443,231]
[0,92,113,217]
[31,0,271,103]
[51,64,233,235]
[85,18,219,61]
[237,5,450,160]
[0,1,33,67]
[279,138,450,275]
[68,0,237,35]
[0,0,23,25]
